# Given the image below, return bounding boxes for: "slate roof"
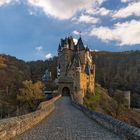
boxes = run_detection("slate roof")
[58,36,86,51]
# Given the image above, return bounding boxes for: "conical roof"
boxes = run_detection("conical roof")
[76,37,85,50]
[58,44,61,52]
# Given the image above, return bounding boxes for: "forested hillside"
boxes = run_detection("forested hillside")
[0,55,57,118]
[27,56,57,82]
[93,51,140,108]
[0,55,31,117]
[93,51,140,94]
[0,55,31,91]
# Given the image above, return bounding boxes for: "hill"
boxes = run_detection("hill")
[92,51,140,94]
[0,55,31,89]
[27,56,57,82]
[0,55,31,118]
[92,51,140,107]
[84,84,140,128]
[0,55,58,118]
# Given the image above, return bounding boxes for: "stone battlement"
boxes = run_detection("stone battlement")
[0,95,61,140]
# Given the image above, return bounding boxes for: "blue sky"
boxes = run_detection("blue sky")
[0,0,140,61]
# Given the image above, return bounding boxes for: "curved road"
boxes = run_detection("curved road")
[16,97,121,140]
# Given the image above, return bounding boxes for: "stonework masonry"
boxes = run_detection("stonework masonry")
[0,95,61,140]
[17,97,121,140]
[58,36,95,104]
[72,100,140,140]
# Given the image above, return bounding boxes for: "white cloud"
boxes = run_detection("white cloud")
[121,0,139,3]
[45,53,52,59]
[35,46,43,51]
[0,0,19,6]
[27,0,106,20]
[86,7,111,16]
[28,10,36,16]
[113,1,140,18]
[90,20,140,45]
[73,14,100,24]
[73,38,78,45]
[35,46,53,60]
[121,0,131,2]
[72,30,81,35]
[0,0,12,6]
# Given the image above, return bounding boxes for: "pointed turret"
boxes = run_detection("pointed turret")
[58,44,61,53]
[63,38,69,49]
[76,37,85,51]
[68,36,75,50]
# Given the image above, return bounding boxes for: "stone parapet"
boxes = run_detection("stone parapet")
[0,95,61,140]
[72,101,140,140]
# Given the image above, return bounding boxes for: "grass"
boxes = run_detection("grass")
[84,86,101,110]
[84,84,140,128]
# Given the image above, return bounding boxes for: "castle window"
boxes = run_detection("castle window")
[91,69,93,74]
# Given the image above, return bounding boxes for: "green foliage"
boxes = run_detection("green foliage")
[84,85,129,119]
[84,86,101,110]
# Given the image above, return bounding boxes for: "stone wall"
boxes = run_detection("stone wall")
[0,95,61,140]
[72,101,140,140]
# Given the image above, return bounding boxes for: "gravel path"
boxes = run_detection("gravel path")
[16,97,121,140]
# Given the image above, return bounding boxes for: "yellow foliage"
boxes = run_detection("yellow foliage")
[17,80,44,102]
[0,56,7,69]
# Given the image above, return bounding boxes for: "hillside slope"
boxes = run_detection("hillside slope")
[92,51,140,108]
[92,51,140,94]
[0,55,31,118]
[84,84,140,128]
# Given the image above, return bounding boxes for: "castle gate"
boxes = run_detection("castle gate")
[62,87,70,96]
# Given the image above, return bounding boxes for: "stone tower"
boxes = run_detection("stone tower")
[58,36,95,104]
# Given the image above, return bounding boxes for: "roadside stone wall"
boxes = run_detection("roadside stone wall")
[72,101,140,140]
[0,95,61,140]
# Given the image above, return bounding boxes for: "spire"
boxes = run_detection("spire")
[76,37,85,51]
[58,44,61,52]
[63,37,69,49]
[68,36,75,50]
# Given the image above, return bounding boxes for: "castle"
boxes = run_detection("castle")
[58,36,95,104]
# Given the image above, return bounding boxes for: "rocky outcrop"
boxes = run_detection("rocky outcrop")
[0,95,61,140]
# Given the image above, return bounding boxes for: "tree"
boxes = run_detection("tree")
[17,80,44,110]
[0,56,7,69]
[112,90,128,118]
